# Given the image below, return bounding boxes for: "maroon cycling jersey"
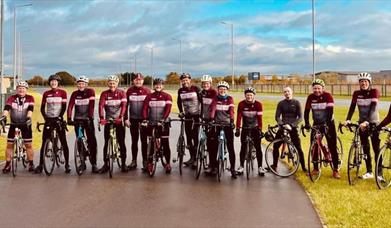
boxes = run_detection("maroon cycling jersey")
[378,104,391,128]
[67,88,95,120]
[210,95,234,124]
[304,92,334,125]
[236,100,263,130]
[142,91,172,124]
[99,89,127,120]
[126,86,151,120]
[201,88,217,120]
[346,88,380,124]
[177,85,201,116]
[4,94,34,123]
[41,89,67,118]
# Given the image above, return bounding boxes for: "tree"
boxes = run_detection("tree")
[27,75,45,86]
[165,72,180,84]
[144,76,152,86]
[56,71,76,85]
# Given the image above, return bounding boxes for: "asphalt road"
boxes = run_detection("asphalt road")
[0,116,322,228]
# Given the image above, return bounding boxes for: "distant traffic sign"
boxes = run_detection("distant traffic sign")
[248,72,260,80]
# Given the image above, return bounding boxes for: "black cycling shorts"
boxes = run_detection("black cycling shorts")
[7,124,32,143]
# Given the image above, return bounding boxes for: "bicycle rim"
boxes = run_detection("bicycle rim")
[308,142,322,182]
[245,142,251,180]
[115,143,122,169]
[43,139,55,176]
[195,141,204,179]
[21,146,27,168]
[336,136,343,170]
[74,140,84,176]
[108,138,114,178]
[11,146,17,177]
[376,145,391,189]
[347,144,361,185]
[177,136,185,176]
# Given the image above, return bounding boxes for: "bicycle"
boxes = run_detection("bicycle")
[0,120,28,177]
[194,121,210,179]
[98,118,122,178]
[69,120,90,176]
[142,121,168,177]
[170,118,188,175]
[239,127,262,180]
[301,124,343,182]
[265,124,299,178]
[37,119,68,176]
[339,122,364,185]
[375,127,391,189]
[210,122,231,182]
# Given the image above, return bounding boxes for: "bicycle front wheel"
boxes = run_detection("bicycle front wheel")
[308,141,322,183]
[108,138,115,178]
[11,144,19,177]
[217,143,225,182]
[376,145,391,189]
[245,142,252,180]
[195,139,205,179]
[177,135,185,176]
[74,139,85,176]
[265,139,299,177]
[335,136,343,171]
[347,144,362,185]
[147,138,157,177]
[43,139,56,176]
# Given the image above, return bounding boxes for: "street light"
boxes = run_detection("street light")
[172,38,182,74]
[13,3,32,89]
[221,21,235,89]
[312,0,316,80]
[145,46,154,88]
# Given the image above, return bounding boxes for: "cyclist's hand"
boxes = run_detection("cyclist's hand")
[0,115,6,125]
[67,119,74,126]
[234,128,240,137]
[99,119,107,125]
[359,121,368,130]
[141,120,148,127]
[283,124,292,131]
[26,117,32,126]
[124,120,131,127]
[114,118,122,125]
[208,120,215,126]
[343,120,351,126]
[178,112,185,119]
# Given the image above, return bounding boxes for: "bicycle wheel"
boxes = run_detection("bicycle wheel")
[347,144,362,185]
[217,143,224,182]
[11,145,18,177]
[43,139,56,176]
[21,145,27,168]
[177,135,185,176]
[335,136,343,171]
[195,139,205,179]
[203,149,209,169]
[265,139,299,177]
[245,142,252,180]
[74,139,85,176]
[107,138,115,178]
[147,138,157,177]
[376,145,391,189]
[308,141,322,182]
[115,142,122,169]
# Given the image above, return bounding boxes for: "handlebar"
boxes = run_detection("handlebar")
[338,122,359,134]
[300,123,328,137]
[37,120,68,133]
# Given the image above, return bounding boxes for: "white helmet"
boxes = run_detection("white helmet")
[107,74,119,83]
[201,74,212,83]
[217,81,229,89]
[16,80,29,89]
[358,72,371,83]
[77,75,89,83]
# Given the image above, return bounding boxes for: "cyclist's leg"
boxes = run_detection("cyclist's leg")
[290,128,306,170]
[85,120,98,166]
[5,125,15,162]
[239,129,248,167]
[310,128,319,171]
[102,125,110,165]
[36,124,51,171]
[21,124,34,169]
[252,128,263,168]
[129,119,140,162]
[224,126,236,171]
[191,115,200,158]
[140,122,148,167]
[370,127,381,175]
[58,127,70,167]
[272,130,283,167]
[116,124,127,167]
[325,122,338,170]
[359,127,372,173]
[184,117,195,160]
[161,126,171,165]
[207,127,218,169]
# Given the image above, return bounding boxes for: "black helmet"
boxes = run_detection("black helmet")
[153,78,164,85]
[48,74,61,83]
[180,73,191,80]
[131,72,144,81]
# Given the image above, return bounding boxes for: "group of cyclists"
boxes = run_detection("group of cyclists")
[0,71,390,181]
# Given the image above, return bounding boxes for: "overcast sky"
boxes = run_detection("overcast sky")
[3,0,391,79]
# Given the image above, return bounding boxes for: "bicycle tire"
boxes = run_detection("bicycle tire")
[74,139,84,176]
[265,139,299,178]
[245,141,251,180]
[177,135,185,176]
[217,143,224,182]
[43,139,56,176]
[308,141,322,183]
[11,145,18,177]
[335,136,343,171]
[376,145,391,189]
[203,149,209,169]
[347,144,361,185]
[195,139,205,179]
[21,144,27,168]
[108,138,115,178]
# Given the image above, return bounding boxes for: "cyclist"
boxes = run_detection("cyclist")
[98,75,128,173]
[142,78,173,174]
[199,75,218,174]
[67,75,99,173]
[210,81,237,178]
[235,87,265,176]
[34,74,70,174]
[1,81,35,173]
[124,73,151,171]
[272,86,307,172]
[344,72,380,179]
[304,78,340,179]
[177,73,202,168]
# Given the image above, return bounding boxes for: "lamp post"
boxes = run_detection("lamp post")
[172,38,182,74]
[312,0,316,80]
[221,21,234,89]
[145,46,154,88]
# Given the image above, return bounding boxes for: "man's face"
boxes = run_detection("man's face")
[218,87,227,96]
[108,80,118,91]
[283,88,292,99]
[312,84,323,96]
[245,93,254,102]
[17,86,26,96]
[154,83,163,92]
[202,82,211,90]
[133,78,144,87]
[181,78,191,88]
[359,79,370,90]
[77,81,87,91]
[50,80,58,89]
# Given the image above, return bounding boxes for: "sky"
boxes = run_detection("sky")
[2,0,391,79]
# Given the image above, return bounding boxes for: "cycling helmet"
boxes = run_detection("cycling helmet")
[358,72,371,83]
[77,75,89,83]
[217,81,229,89]
[132,72,143,81]
[180,73,191,80]
[107,74,119,83]
[153,78,164,85]
[312,78,325,87]
[201,74,212,83]
[48,74,61,83]
[16,80,29,89]
[244,87,256,94]
[264,130,274,142]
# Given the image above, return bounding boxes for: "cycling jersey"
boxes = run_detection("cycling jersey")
[200,88,217,120]
[177,86,201,116]
[210,95,234,124]
[378,104,391,128]
[275,99,302,127]
[304,92,334,125]
[41,89,67,118]
[4,94,34,123]
[142,91,172,124]
[126,86,151,120]
[236,100,263,129]
[67,88,95,120]
[346,88,380,124]
[99,89,127,120]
